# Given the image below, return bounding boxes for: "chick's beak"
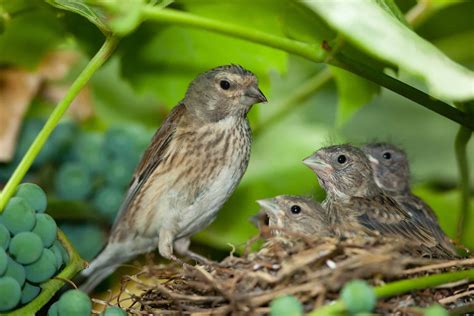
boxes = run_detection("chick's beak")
[367,155,379,165]
[303,154,333,174]
[256,198,280,215]
[245,86,267,103]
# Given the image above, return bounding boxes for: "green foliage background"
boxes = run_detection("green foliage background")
[1,0,473,257]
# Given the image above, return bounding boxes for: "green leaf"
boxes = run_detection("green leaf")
[104,0,144,36]
[46,0,110,33]
[119,0,289,106]
[0,1,66,68]
[305,0,474,101]
[374,0,408,26]
[331,66,380,127]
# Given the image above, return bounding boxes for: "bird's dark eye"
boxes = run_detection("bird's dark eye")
[290,205,301,214]
[220,80,230,90]
[337,155,347,164]
[383,152,391,160]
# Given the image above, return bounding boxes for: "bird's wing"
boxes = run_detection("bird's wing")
[398,194,438,223]
[397,195,458,256]
[111,103,186,230]
[352,194,437,247]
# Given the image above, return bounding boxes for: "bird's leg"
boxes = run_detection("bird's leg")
[174,237,214,266]
[158,228,185,265]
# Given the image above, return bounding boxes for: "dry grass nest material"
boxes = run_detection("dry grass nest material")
[94,231,474,315]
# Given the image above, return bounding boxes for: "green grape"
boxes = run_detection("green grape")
[270,295,303,316]
[32,214,57,247]
[72,132,107,175]
[0,248,7,275]
[0,224,10,250]
[54,163,92,200]
[0,276,21,311]
[49,121,76,162]
[48,302,59,316]
[101,306,127,316]
[15,183,47,213]
[49,244,63,270]
[57,290,92,316]
[104,127,136,159]
[424,305,449,316]
[340,279,376,315]
[104,159,133,189]
[21,282,41,304]
[52,240,69,265]
[9,232,43,264]
[92,187,124,220]
[1,197,36,234]
[24,248,57,283]
[60,224,105,261]
[4,257,25,287]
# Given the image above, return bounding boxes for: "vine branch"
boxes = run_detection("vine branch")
[141,7,473,130]
[309,268,474,315]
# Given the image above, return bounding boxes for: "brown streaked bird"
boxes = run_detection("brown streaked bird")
[362,143,457,253]
[303,144,458,258]
[81,65,267,292]
[255,195,333,237]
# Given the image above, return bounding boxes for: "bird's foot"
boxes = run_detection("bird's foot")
[184,250,216,267]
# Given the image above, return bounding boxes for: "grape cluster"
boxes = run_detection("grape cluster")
[0,183,69,312]
[0,118,152,261]
[54,126,150,221]
[47,289,127,316]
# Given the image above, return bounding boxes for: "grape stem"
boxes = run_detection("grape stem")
[308,268,474,315]
[0,36,119,212]
[4,231,87,316]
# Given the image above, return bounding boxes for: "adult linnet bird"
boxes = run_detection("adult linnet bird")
[256,195,332,237]
[81,65,267,292]
[302,144,458,258]
[362,142,457,254]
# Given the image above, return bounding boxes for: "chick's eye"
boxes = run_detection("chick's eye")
[337,155,347,164]
[383,152,391,160]
[290,205,301,214]
[220,80,230,90]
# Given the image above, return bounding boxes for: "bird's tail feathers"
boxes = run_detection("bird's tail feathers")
[79,243,131,293]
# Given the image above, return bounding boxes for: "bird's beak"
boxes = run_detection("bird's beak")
[245,86,267,103]
[256,198,280,215]
[367,155,379,165]
[303,154,333,174]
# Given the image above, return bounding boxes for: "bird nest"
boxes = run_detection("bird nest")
[94,231,474,315]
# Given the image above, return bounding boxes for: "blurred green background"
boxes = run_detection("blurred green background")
[0,0,473,268]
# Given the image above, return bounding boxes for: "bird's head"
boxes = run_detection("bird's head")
[184,64,266,122]
[303,144,379,199]
[256,195,328,236]
[362,143,410,194]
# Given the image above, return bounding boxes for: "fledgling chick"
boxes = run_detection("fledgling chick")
[255,195,333,237]
[362,143,457,255]
[303,144,458,258]
[80,65,267,292]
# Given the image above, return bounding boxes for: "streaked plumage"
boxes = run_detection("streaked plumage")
[81,65,267,292]
[362,142,456,255]
[303,144,458,258]
[255,195,332,236]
